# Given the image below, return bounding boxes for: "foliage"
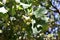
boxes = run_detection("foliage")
[0,0,60,40]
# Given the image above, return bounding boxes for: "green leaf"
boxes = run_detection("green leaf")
[20,2,32,9]
[34,5,48,18]
[11,6,16,16]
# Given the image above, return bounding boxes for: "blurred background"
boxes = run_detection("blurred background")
[0,0,60,40]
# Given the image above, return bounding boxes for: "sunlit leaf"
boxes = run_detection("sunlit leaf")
[34,5,48,18]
